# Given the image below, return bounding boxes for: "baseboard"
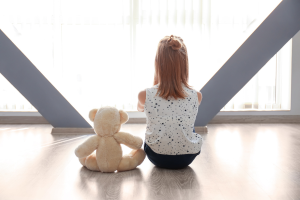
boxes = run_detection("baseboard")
[2,115,300,129]
[127,118,146,123]
[51,127,95,135]
[0,116,49,124]
[210,115,300,123]
[0,116,146,124]
[195,126,208,133]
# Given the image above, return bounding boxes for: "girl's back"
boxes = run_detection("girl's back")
[144,84,202,155]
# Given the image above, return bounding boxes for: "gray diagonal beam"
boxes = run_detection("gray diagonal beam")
[195,0,300,126]
[0,30,91,128]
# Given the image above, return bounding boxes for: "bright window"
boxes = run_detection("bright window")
[0,0,290,115]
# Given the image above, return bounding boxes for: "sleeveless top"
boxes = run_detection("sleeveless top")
[144,84,203,155]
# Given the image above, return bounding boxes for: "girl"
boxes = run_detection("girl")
[137,35,203,169]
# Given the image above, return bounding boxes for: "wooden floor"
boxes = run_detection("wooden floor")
[0,124,300,200]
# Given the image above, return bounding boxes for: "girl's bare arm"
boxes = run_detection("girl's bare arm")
[197,91,202,105]
[137,90,146,112]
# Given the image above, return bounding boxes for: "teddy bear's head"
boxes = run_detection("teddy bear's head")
[89,106,129,137]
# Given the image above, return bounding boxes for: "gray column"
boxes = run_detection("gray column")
[0,30,91,128]
[195,0,300,126]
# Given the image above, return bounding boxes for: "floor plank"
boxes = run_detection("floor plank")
[0,123,300,200]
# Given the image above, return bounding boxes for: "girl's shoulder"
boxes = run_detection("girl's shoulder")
[139,85,158,97]
[146,85,159,96]
[183,85,197,95]
[184,86,202,105]
[138,86,158,106]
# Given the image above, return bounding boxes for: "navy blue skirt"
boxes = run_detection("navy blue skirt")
[144,143,200,169]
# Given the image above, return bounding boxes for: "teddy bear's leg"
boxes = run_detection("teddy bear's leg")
[85,152,101,172]
[79,157,87,166]
[117,149,146,172]
[85,153,101,172]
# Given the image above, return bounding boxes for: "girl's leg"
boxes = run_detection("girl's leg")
[144,143,199,169]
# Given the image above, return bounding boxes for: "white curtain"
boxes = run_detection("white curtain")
[223,41,292,111]
[0,0,290,115]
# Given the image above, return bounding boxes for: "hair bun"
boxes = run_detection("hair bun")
[168,35,182,50]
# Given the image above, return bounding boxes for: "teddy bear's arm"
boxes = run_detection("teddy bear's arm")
[114,132,143,150]
[75,135,99,158]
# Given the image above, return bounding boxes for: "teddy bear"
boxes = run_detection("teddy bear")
[75,106,146,172]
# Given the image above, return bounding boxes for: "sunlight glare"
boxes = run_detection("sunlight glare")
[249,130,279,192]
[215,130,242,170]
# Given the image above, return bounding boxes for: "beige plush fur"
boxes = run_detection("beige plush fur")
[75,107,146,172]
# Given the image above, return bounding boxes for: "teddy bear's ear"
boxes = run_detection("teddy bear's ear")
[89,109,98,122]
[119,110,129,124]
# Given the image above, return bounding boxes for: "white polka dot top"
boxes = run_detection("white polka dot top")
[144,84,203,155]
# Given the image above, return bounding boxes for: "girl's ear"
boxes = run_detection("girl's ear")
[89,109,98,122]
[119,110,129,124]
